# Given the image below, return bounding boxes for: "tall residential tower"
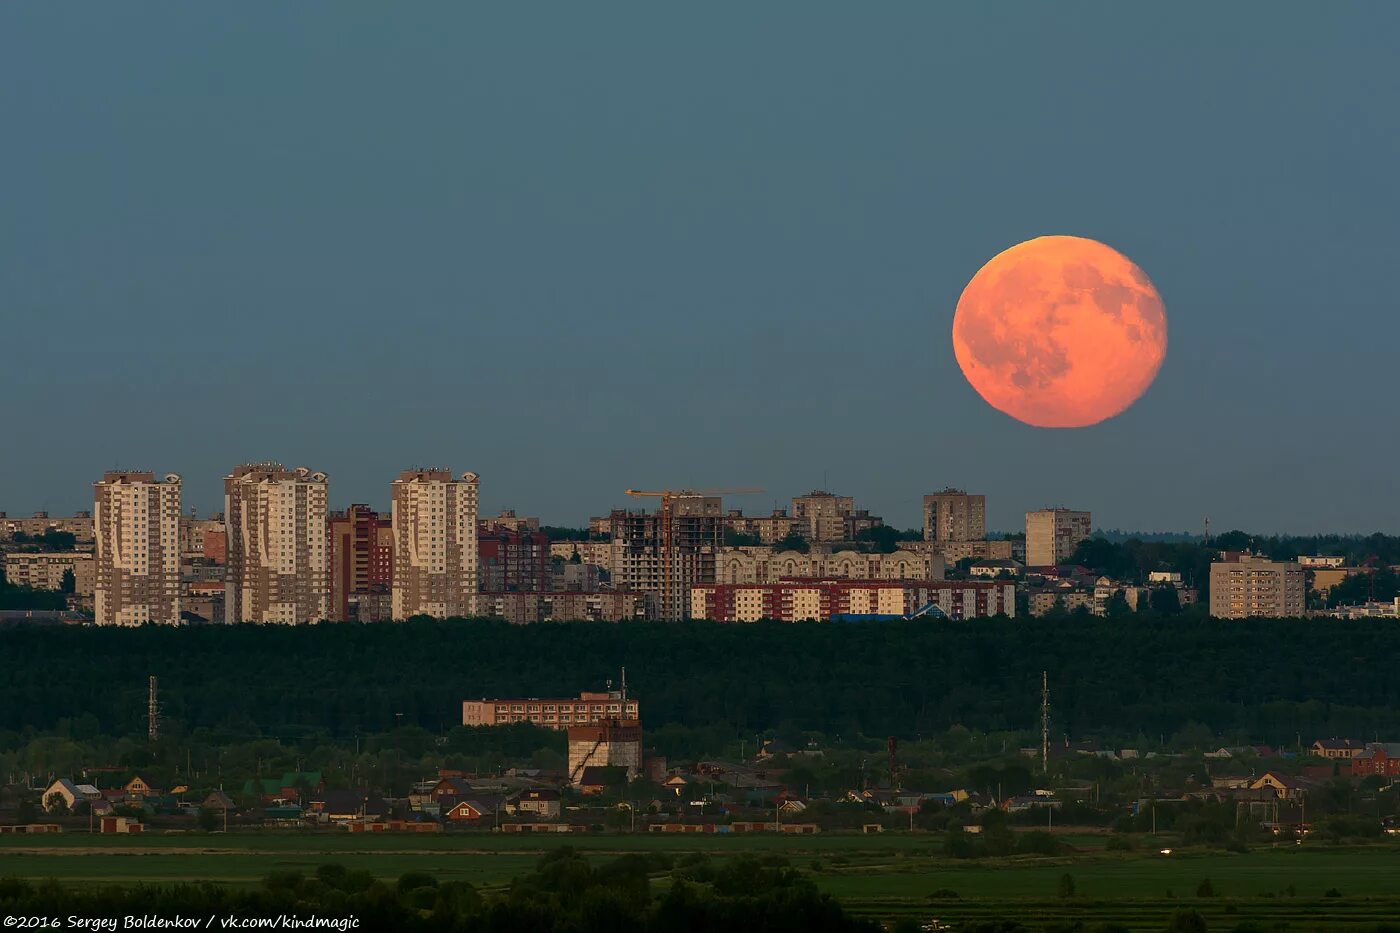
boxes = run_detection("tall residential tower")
[391,469,479,619]
[224,463,330,624]
[93,471,183,625]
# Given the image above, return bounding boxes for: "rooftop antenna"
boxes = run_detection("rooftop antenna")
[1040,671,1049,774]
[148,675,159,744]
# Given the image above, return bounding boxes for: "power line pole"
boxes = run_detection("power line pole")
[1040,671,1049,774]
[148,676,159,744]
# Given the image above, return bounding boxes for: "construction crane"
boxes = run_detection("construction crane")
[624,487,764,619]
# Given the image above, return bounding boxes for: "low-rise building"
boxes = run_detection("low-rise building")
[569,719,642,785]
[1,553,95,595]
[477,591,648,623]
[1312,738,1363,760]
[691,579,1015,622]
[462,690,639,729]
[1351,743,1400,778]
[713,547,943,586]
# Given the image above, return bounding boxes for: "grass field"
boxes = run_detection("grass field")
[3,831,1398,930]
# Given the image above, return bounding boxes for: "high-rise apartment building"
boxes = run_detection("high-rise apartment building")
[610,494,724,620]
[1209,554,1306,618]
[1025,508,1092,567]
[93,471,182,625]
[391,469,479,619]
[224,463,330,624]
[923,489,986,543]
[329,504,393,622]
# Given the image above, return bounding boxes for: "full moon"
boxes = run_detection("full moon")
[952,236,1167,428]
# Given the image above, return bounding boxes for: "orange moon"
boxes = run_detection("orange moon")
[952,236,1167,428]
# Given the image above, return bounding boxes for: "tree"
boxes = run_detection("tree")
[44,793,69,816]
[1105,590,1132,619]
[774,533,810,554]
[1166,907,1207,933]
[1058,873,1076,898]
[197,807,220,832]
[60,569,76,594]
[1149,586,1181,615]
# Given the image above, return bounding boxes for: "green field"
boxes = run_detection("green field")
[3,832,1398,930]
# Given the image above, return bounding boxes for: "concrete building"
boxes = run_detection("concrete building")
[790,490,883,542]
[723,508,800,544]
[548,540,614,568]
[93,471,182,626]
[925,538,1016,563]
[923,489,986,543]
[610,495,724,620]
[462,690,639,729]
[1209,554,1306,619]
[713,546,943,585]
[568,719,643,785]
[180,516,227,564]
[1,552,95,596]
[478,527,550,593]
[480,509,540,533]
[691,579,1015,622]
[1025,509,1092,567]
[0,511,95,546]
[224,463,330,625]
[329,505,393,622]
[477,591,647,624]
[391,469,479,620]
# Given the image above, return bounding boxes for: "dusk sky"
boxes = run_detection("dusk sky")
[3,4,1397,533]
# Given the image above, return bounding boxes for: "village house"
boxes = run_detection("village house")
[1312,738,1364,760]
[1249,772,1313,800]
[510,788,561,819]
[42,778,101,812]
[1351,743,1400,777]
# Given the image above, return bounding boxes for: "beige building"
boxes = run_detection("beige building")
[692,579,1015,622]
[790,490,882,542]
[1209,554,1306,619]
[480,509,539,533]
[1,552,95,596]
[391,469,479,619]
[1025,509,1092,567]
[463,690,639,728]
[224,463,330,624]
[713,545,944,585]
[724,508,800,544]
[94,471,183,625]
[0,511,95,545]
[568,719,643,785]
[923,489,986,543]
[478,590,647,623]
[927,539,1016,563]
[549,540,614,568]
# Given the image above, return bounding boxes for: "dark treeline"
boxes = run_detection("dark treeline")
[3,619,1400,745]
[0,850,874,933]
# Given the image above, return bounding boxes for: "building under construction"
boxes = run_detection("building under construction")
[609,494,725,620]
[567,718,643,786]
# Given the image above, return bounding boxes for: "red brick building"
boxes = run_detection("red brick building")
[1351,743,1400,777]
[691,578,1016,622]
[477,526,550,593]
[328,505,393,621]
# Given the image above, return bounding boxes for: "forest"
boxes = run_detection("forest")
[2,618,1399,746]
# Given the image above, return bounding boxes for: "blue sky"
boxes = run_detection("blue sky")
[3,4,1397,533]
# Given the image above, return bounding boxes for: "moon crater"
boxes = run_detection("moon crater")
[952,236,1166,428]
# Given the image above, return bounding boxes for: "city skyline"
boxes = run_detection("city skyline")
[4,5,1399,534]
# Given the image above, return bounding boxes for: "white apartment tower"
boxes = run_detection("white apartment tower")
[93,471,183,625]
[224,463,330,624]
[391,469,479,619]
